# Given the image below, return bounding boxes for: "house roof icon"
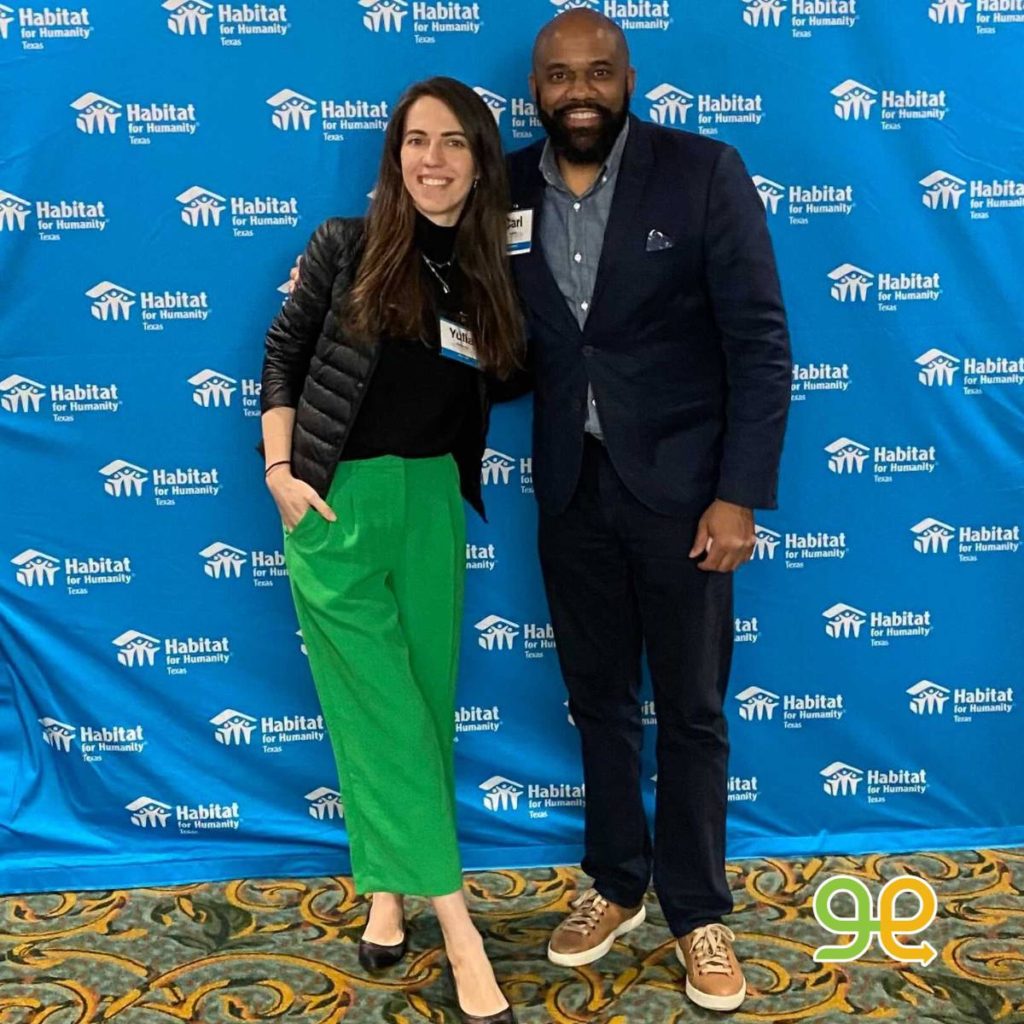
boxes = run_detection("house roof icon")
[188,368,237,386]
[824,437,870,454]
[645,84,695,103]
[828,263,874,281]
[478,776,523,791]
[71,92,122,111]
[919,170,967,188]
[112,629,161,647]
[99,459,148,476]
[86,282,137,300]
[0,190,32,209]
[199,542,248,559]
[822,603,867,620]
[126,796,173,811]
[305,786,341,801]
[474,614,520,631]
[819,761,864,777]
[176,186,227,205]
[907,680,951,696]
[831,80,877,98]
[0,374,45,392]
[751,175,785,194]
[11,549,60,566]
[39,716,76,732]
[209,708,257,726]
[911,518,955,535]
[916,348,960,366]
[473,87,507,109]
[481,448,515,465]
[163,0,215,11]
[754,526,782,539]
[734,686,781,701]
[267,89,317,109]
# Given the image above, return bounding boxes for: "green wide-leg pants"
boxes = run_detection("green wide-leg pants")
[284,454,466,896]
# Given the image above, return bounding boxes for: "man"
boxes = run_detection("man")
[509,10,790,1013]
[288,11,790,1011]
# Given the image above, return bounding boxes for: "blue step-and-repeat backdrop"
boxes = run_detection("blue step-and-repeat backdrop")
[1,0,1022,894]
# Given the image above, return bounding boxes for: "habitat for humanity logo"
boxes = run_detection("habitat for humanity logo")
[916,348,960,387]
[911,517,1020,559]
[830,78,949,128]
[645,82,763,135]
[475,614,555,659]
[466,542,497,571]
[752,525,848,567]
[827,262,942,310]
[86,279,211,330]
[200,541,287,586]
[480,448,533,493]
[266,88,388,142]
[907,679,1014,721]
[210,707,325,752]
[822,602,933,645]
[0,187,108,239]
[551,0,672,32]
[928,0,1024,34]
[1,373,120,421]
[70,91,198,143]
[176,184,300,236]
[306,787,343,819]
[358,0,483,40]
[3,4,93,48]
[824,436,938,483]
[742,0,858,35]
[113,628,232,674]
[920,168,1024,219]
[752,175,855,224]
[40,715,145,761]
[126,794,242,832]
[789,361,851,401]
[819,761,928,803]
[735,685,845,728]
[189,368,261,416]
[734,614,761,644]
[163,1,292,44]
[12,547,133,593]
[99,459,221,504]
[455,704,502,737]
[919,347,1023,393]
[473,87,507,126]
[479,773,584,817]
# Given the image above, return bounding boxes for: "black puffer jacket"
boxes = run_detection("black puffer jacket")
[261,217,505,518]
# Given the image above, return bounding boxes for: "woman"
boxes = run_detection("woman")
[260,77,523,1024]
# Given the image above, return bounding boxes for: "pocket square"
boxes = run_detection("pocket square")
[646,229,674,252]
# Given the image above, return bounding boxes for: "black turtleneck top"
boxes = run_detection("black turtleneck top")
[340,212,481,464]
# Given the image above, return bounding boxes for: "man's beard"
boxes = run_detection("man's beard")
[538,92,630,165]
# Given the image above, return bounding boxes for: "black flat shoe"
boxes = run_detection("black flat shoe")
[445,962,516,1024]
[358,931,407,971]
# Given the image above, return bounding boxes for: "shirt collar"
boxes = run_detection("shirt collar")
[539,117,630,199]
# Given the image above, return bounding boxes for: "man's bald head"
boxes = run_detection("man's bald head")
[532,8,630,72]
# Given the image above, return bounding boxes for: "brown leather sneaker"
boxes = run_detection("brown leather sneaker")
[676,923,746,1011]
[547,888,646,967]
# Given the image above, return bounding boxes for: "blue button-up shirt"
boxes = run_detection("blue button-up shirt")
[538,121,630,439]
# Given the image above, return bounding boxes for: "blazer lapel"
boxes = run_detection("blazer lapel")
[511,153,584,337]
[585,117,656,329]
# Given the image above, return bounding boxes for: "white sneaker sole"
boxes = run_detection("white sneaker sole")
[675,943,747,1012]
[547,903,647,967]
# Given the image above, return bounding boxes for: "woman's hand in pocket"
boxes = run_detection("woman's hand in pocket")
[266,466,336,530]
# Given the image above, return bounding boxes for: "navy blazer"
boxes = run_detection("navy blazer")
[507,115,792,517]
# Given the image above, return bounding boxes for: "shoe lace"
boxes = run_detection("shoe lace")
[687,923,736,976]
[561,888,610,935]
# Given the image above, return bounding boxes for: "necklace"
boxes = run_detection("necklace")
[421,253,454,295]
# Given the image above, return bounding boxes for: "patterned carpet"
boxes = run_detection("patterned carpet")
[2,850,1022,1024]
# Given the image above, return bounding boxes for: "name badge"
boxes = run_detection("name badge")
[439,316,479,368]
[507,208,533,256]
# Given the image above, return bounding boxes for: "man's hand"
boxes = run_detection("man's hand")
[287,253,302,293]
[689,500,755,572]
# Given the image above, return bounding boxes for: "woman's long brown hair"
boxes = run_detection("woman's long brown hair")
[343,77,523,379]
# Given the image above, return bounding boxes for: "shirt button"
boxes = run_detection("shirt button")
[573,252,582,263]
[573,202,581,212]
[580,300,589,311]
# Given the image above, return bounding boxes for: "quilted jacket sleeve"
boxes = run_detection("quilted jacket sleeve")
[261,218,345,412]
